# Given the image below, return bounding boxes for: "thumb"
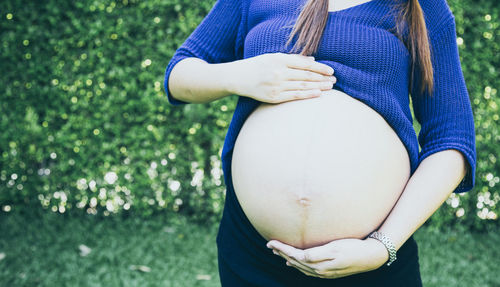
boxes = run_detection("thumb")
[302,244,337,263]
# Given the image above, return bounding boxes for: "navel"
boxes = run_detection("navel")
[297,196,312,207]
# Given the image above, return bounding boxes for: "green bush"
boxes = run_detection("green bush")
[0,0,498,230]
[429,0,499,232]
[0,0,233,223]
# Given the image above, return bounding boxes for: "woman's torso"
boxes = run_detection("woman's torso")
[231,89,411,249]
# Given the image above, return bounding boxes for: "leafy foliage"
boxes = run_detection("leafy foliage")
[1,0,233,222]
[0,0,498,230]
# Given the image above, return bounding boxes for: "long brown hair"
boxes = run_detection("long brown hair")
[285,0,433,96]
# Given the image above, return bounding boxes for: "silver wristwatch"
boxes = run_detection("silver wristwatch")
[368,231,397,266]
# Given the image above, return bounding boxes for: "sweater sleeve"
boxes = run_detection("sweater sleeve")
[163,0,246,105]
[410,16,477,194]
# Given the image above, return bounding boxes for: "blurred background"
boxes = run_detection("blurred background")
[0,0,498,286]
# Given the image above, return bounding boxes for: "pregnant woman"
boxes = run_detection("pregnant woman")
[164,0,476,285]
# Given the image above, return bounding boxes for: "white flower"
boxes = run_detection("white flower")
[104,171,118,184]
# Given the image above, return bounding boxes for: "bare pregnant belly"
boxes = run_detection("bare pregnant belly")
[231,89,411,249]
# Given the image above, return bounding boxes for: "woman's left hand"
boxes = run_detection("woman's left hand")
[266,237,390,279]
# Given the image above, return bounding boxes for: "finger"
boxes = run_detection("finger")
[301,245,337,263]
[293,263,350,280]
[279,250,352,279]
[338,271,359,278]
[276,250,317,274]
[280,80,335,92]
[306,258,349,272]
[296,265,357,280]
[272,89,321,103]
[287,260,322,278]
[279,249,346,273]
[291,263,327,279]
[287,258,321,275]
[276,52,314,63]
[285,54,334,76]
[279,53,314,60]
[323,269,360,279]
[284,68,336,82]
[268,240,303,260]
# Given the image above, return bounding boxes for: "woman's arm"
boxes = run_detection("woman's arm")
[168,52,337,105]
[377,149,467,250]
[163,0,247,106]
[164,0,335,106]
[168,57,240,104]
[370,14,475,251]
[164,0,338,106]
[266,149,469,279]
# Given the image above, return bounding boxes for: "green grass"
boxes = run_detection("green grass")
[0,211,499,287]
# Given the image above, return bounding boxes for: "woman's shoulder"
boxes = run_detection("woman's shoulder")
[407,0,455,37]
[417,0,455,27]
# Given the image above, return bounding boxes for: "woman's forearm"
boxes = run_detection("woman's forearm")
[376,149,468,251]
[168,57,240,104]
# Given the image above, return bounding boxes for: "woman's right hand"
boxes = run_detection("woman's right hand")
[229,53,337,104]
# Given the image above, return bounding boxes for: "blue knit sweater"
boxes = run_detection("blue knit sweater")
[164,0,476,194]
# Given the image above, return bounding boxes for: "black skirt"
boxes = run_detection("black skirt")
[216,183,423,287]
